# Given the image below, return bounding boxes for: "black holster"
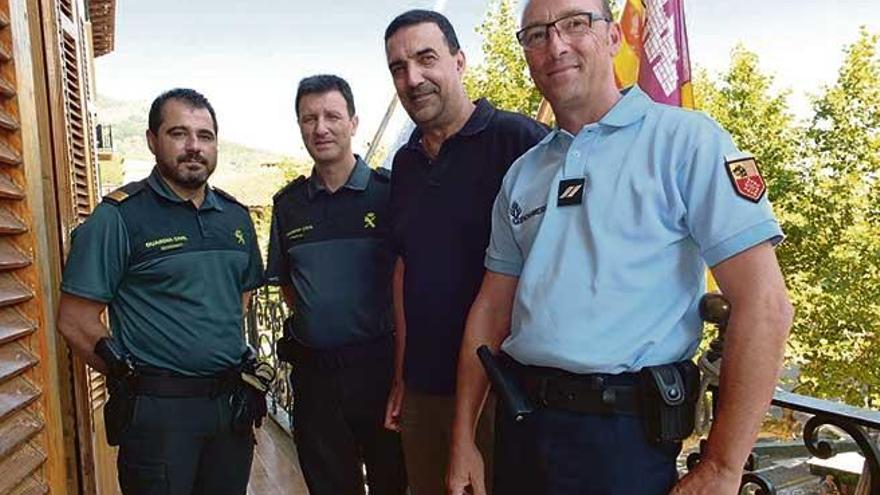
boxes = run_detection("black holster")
[104,377,136,446]
[275,316,296,364]
[639,360,700,443]
[95,337,138,446]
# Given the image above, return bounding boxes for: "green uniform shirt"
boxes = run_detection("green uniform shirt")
[61,168,264,375]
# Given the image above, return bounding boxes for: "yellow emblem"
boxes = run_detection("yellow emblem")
[234,229,246,245]
[364,212,377,229]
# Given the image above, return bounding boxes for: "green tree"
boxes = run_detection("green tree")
[692,45,801,207]
[464,0,543,115]
[782,28,880,406]
[695,31,880,406]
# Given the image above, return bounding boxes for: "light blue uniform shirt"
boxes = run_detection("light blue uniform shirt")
[486,86,783,374]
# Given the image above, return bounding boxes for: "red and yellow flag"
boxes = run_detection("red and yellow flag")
[613,0,694,109]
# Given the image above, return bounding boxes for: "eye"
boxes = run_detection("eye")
[525,28,546,45]
[419,54,437,66]
[562,15,589,31]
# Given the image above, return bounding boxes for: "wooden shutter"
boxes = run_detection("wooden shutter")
[49,0,115,492]
[0,0,52,493]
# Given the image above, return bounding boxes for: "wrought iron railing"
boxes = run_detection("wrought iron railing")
[243,286,295,433]
[244,288,880,493]
[693,294,880,494]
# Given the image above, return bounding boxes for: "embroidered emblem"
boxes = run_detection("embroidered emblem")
[509,201,546,226]
[286,225,313,240]
[725,156,766,203]
[234,229,246,245]
[145,235,188,251]
[364,212,377,229]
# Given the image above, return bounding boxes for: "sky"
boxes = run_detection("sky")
[95,0,879,158]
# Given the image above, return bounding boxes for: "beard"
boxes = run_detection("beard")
[157,153,216,189]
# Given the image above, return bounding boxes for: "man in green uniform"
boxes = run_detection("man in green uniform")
[57,88,264,495]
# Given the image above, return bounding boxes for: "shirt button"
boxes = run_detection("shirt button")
[572,151,581,159]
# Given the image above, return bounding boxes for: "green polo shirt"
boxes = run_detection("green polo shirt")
[61,168,264,375]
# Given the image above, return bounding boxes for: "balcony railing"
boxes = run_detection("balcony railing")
[244,289,880,494]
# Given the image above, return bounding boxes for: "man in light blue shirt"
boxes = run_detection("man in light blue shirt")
[447,0,793,494]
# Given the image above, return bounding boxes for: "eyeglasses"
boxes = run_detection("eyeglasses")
[516,12,612,50]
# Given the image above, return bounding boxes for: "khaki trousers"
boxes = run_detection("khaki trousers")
[400,388,495,495]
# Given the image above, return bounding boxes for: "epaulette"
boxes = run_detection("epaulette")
[272,175,308,201]
[102,180,146,205]
[212,187,249,210]
[372,167,391,183]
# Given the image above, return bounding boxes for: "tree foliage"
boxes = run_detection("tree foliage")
[463,0,543,115]
[690,31,880,406]
[781,28,880,406]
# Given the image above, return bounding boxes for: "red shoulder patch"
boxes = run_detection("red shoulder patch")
[725,157,766,203]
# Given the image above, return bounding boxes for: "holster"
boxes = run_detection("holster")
[477,346,535,421]
[229,348,275,431]
[639,360,700,443]
[95,337,137,446]
[104,377,135,446]
[275,316,296,364]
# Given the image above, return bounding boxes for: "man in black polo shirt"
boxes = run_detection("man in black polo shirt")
[266,75,406,495]
[383,10,548,495]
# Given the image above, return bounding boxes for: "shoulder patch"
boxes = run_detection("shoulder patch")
[725,156,766,203]
[372,167,391,183]
[272,175,307,201]
[213,187,248,209]
[102,180,146,205]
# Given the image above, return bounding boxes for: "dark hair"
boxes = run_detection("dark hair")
[148,88,217,135]
[295,75,356,118]
[384,9,460,54]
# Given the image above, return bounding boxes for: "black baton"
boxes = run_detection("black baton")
[477,345,535,422]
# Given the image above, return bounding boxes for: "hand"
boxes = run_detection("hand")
[670,458,742,495]
[384,380,404,432]
[446,439,486,495]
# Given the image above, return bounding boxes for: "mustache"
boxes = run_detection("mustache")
[176,153,208,165]
[407,83,439,99]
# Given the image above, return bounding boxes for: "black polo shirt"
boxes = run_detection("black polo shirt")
[391,99,548,395]
[266,157,395,349]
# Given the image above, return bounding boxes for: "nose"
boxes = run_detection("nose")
[405,65,425,90]
[184,133,200,153]
[545,26,569,58]
[314,116,330,135]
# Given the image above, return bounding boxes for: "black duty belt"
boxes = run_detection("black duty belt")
[503,353,642,416]
[132,367,239,398]
[289,334,393,371]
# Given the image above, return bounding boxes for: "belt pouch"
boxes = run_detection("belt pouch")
[639,361,699,443]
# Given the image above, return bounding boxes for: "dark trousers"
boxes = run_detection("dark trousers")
[117,394,254,495]
[494,404,681,495]
[291,358,407,495]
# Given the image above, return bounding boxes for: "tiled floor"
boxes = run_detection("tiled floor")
[247,419,310,495]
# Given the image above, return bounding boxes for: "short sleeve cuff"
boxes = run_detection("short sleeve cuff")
[702,219,784,267]
[485,254,522,277]
[59,283,114,303]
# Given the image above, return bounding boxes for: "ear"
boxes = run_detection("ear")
[146,129,157,155]
[607,21,623,57]
[455,50,466,75]
[351,115,359,136]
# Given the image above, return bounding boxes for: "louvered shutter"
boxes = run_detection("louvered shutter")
[0,1,51,493]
